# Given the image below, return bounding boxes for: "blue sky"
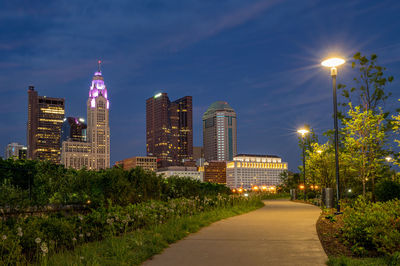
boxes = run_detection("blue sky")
[1,0,400,170]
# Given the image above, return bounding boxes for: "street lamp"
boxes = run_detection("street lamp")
[385,156,395,181]
[297,127,309,201]
[321,57,345,214]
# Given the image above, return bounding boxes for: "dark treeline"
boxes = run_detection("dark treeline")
[0,158,230,210]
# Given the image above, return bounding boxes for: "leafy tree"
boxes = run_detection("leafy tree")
[338,52,393,114]
[279,171,301,192]
[342,104,386,198]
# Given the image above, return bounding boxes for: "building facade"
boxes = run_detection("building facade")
[86,67,111,170]
[5,142,27,159]
[157,166,202,181]
[61,64,110,170]
[146,93,193,168]
[204,161,226,184]
[203,101,237,162]
[61,117,87,142]
[27,86,65,163]
[226,154,288,189]
[115,156,157,171]
[61,140,92,169]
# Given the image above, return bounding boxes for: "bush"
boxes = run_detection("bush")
[0,158,232,210]
[341,196,400,256]
[375,180,400,202]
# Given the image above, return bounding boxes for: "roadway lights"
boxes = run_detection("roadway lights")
[321,56,345,214]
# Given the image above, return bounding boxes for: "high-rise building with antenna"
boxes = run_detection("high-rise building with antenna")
[61,61,110,170]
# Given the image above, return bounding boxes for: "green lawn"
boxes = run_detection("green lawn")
[43,201,264,265]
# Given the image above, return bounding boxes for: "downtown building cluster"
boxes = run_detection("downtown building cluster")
[129,92,289,190]
[6,63,287,189]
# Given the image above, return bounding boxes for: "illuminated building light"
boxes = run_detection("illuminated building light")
[91,99,95,108]
[154,93,162,98]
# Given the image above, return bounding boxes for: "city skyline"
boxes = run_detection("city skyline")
[1,1,400,171]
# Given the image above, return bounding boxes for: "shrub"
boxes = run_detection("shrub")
[341,196,400,256]
[375,180,400,202]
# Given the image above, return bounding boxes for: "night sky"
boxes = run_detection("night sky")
[1,0,400,171]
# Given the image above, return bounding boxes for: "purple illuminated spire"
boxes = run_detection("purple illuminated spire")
[88,60,109,109]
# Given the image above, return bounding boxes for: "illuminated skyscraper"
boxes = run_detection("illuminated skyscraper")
[61,62,110,170]
[146,93,193,168]
[86,62,110,169]
[27,86,65,163]
[203,101,237,161]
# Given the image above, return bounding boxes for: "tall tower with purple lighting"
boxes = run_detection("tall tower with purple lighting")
[87,60,110,169]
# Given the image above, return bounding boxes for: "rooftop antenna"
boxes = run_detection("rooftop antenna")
[98,60,101,72]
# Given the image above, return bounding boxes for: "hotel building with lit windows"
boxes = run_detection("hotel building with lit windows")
[226,154,288,189]
[27,86,65,163]
[203,101,237,162]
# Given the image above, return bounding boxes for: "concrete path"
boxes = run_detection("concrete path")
[143,200,327,266]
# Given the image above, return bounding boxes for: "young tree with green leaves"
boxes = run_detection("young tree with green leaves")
[342,104,386,198]
[338,52,393,114]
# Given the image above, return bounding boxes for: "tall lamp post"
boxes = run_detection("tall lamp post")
[297,128,309,201]
[321,57,345,214]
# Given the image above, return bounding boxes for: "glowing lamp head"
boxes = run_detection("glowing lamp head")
[385,156,393,162]
[297,128,309,136]
[321,57,345,68]
[299,185,305,190]
[317,150,322,154]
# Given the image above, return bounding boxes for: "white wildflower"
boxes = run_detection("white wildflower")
[72,237,77,242]
[79,234,84,238]
[41,242,48,253]
[17,231,23,237]
[2,235,7,240]
[35,237,41,244]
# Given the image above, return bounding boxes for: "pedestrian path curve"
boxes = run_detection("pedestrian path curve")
[143,199,327,266]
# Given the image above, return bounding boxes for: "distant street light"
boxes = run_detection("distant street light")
[297,127,309,201]
[385,156,395,181]
[321,57,345,214]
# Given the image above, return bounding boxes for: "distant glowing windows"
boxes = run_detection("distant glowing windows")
[91,99,95,108]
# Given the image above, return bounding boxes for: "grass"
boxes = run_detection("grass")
[327,255,400,266]
[43,201,264,265]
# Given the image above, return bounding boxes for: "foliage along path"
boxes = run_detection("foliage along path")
[143,199,327,266]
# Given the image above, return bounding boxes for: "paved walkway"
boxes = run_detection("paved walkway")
[143,200,327,266]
